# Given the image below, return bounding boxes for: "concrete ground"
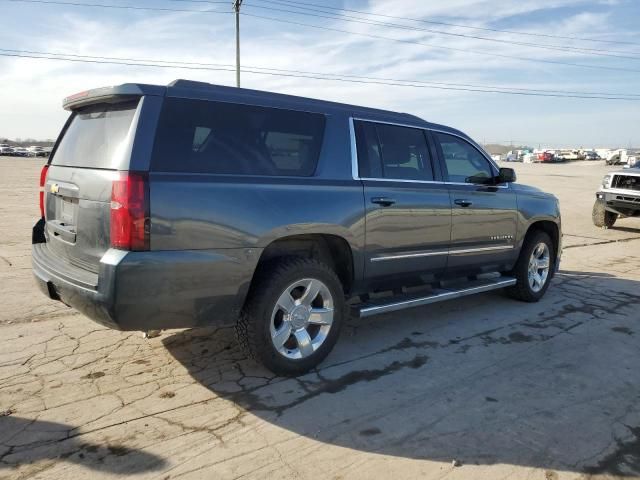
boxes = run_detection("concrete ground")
[0,157,639,480]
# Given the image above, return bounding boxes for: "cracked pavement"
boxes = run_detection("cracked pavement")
[1,158,639,479]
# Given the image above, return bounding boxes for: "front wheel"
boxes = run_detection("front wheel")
[236,257,345,376]
[592,199,617,228]
[506,231,554,302]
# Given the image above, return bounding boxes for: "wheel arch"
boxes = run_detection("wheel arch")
[249,233,356,298]
[523,220,560,259]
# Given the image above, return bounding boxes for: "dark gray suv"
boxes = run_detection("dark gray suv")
[32,80,561,375]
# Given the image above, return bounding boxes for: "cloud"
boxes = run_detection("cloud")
[0,0,638,145]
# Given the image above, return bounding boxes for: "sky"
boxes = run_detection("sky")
[0,0,639,147]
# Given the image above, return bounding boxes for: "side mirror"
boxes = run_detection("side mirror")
[498,167,516,184]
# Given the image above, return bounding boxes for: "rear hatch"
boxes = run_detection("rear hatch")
[44,100,141,273]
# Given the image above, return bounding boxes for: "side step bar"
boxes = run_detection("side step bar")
[353,276,517,318]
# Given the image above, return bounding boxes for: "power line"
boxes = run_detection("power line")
[8,0,640,72]
[169,0,640,58]
[4,0,230,13]
[1,49,638,100]
[3,48,639,97]
[240,11,640,74]
[227,0,640,47]
[229,0,640,60]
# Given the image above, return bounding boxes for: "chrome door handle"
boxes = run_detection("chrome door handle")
[454,199,473,207]
[371,197,396,207]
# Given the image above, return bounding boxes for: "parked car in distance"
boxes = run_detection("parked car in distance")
[606,149,626,165]
[557,150,579,161]
[549,150,564,162]
[12,147,30,157]
[624,152,639,169]
[596,149,614,160]
[32,80,562,375]
[536,151,555,163]
[583,151,600,161]
[27,146,50,157]
[505,150,523,162]
[0,145,15,156]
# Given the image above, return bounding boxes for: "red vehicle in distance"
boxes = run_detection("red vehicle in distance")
[537,151,555,163]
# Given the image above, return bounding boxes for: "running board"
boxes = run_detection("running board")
[353,276,517,318]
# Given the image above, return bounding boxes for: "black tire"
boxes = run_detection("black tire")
[592,199,617,228]
[505,230,554,303]
[236,257,345,376]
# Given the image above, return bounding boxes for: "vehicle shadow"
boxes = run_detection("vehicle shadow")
[164,271,640,476]
[607,225,640,234]
[0,416,167,474]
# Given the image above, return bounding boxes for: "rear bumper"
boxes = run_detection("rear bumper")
[32,242,261,331]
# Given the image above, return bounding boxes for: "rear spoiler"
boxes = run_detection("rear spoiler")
[63,83,165,111]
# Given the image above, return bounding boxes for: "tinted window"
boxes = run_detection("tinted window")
[52,101,138,169]
[355,121,434,181]
[354,121,382,178]
[152,98,325,176]
[436,132,494,184]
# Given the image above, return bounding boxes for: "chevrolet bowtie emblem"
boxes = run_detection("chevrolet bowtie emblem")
[50,184,59,194]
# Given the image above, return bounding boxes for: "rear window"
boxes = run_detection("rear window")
[151,98,326,176]
[51,101,139,169]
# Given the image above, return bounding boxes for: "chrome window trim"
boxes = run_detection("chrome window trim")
[358,177,508,188]
[360,177,445,186]
[371,244,514,262]
[349,116,510,188]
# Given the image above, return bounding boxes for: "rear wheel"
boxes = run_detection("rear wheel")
[237,257,345,376]
[506,231,554,302]
[592,199,617,228]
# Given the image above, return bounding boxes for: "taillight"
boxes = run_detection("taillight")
[39,164,49,218]
[110,172,150,251]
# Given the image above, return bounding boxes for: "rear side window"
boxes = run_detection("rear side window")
[354,120,434,181]
[52,101,139,169]
[151,98,326,176]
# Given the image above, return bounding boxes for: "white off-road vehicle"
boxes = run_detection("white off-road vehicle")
[594,166,640,228]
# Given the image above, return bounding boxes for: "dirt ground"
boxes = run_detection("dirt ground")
[0,157,639,480]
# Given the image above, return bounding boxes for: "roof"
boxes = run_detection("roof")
[62,79,468,139]
[166,79,427,125]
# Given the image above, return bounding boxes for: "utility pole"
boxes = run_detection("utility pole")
[233,0,243,88]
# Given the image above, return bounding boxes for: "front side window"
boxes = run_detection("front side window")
[354,121,434,181]
[436,132,494,184]
[152,98,326,176]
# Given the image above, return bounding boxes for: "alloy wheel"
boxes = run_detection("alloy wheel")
[528,242,550,293]
[270,278,334,359]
